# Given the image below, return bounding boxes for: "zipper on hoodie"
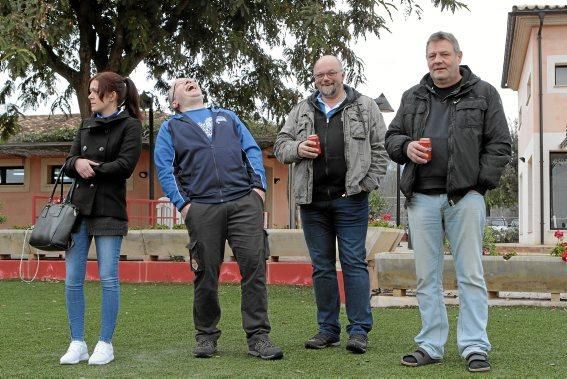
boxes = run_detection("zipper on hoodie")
[210,114,224,202]
[325,117,331,198]
[211,145,224,202]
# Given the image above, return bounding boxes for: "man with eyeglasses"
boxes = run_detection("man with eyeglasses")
[274,56,389,354]
[154,78,283,360]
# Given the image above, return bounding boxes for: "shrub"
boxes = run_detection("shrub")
[368,213,401,229]
[0,202,6,224]
[502,251,517,260]
[12,225,33,230]
[483,227,497,256]
[368,191,388,219]
[550,230,567,257]
[491,228,519,243]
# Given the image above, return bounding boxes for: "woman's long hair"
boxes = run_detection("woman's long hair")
[89,72,143,121]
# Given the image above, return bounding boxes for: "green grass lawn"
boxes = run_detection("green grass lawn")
[0,281,566,378]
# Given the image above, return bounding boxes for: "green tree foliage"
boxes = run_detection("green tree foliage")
[0,104,21,142]
[0,0,466,121]
[485,120,518,213]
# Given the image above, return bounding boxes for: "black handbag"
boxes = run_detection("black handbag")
[29,167,80,251]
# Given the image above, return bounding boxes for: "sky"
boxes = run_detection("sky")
[352,0,565,125]
[3,0,566,124]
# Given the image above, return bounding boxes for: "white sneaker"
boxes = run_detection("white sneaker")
[88,341,114,365]
[60,341,89,365]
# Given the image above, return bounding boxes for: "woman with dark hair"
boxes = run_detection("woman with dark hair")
[59,71,142,365]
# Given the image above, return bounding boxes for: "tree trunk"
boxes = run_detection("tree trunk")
[77,90,90,119]
[72,74,92,119]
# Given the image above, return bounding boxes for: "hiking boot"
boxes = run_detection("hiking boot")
[193,339,217,358]
[304,333,340,349]
[248,337,284,360]
[60,340,89,365]
[346,334,368,354]
[88,341,114,365]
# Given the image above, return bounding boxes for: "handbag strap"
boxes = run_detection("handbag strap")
[48,166,76,204]
[48,166,64,202]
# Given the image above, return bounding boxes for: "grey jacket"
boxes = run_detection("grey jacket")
[274,86,389,205]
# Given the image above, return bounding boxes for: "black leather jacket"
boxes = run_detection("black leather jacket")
[385,66,511,205]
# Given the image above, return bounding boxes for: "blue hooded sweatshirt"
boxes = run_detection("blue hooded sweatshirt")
[154,108,266,211]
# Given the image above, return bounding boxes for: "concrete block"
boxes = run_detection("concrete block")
[375,252,567,294]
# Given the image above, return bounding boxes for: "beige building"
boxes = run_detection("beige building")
[502,5,567,244]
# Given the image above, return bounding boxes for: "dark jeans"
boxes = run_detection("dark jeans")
[300,192,372,337]
[185,191,270,346]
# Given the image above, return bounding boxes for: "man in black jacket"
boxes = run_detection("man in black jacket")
[385,32,511,373]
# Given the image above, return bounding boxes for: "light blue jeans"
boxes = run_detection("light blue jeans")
[65,219,122,343]
[407,191,491,359]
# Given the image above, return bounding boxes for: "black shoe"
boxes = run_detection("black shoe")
[346,334,368,354]
[248,337,284,360]
[466,352,491,372]
[193,339,217,358]
[305,333,340,349]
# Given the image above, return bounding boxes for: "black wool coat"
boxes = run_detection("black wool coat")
[64,111,142,221]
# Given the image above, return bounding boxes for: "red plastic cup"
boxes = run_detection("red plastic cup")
[419,138,432,161]
[308,134,321,155]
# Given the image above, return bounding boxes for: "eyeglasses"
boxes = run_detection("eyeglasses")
[171,79,192,103]
[313,70,342,80]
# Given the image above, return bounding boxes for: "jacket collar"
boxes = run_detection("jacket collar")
[83,109,131,129]
[416,65,480,98]
[171,106,225,121]
[308,85,361,113]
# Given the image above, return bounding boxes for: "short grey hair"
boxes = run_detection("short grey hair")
[426,31,461,54]
[167,79,178,106]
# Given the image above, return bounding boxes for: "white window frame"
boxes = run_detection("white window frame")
[547,55,567,93]
[0,159,30,193]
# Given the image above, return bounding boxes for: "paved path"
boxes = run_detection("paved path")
[371,291,567,308]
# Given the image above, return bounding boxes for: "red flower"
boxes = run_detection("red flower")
[562,251,567,262]
[554,230,564,239]
[382,213,392,221]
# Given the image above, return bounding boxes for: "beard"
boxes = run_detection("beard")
[318,83,339,97]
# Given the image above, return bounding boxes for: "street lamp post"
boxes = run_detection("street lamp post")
[140,92,155,200]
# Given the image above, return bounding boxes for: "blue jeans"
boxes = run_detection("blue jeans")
[407,192,491,359]
[300,192,372,337]
[65,219,122,342]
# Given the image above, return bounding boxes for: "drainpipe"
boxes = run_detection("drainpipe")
[537,13,544,245]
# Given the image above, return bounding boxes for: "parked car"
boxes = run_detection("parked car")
[486,217,508,232]
[509,218,519,229]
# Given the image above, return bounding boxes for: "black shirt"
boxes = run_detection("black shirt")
[414,80,462,194]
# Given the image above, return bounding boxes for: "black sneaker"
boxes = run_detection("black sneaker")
[346,334,368,354]
[304,333,340,349]
[248,337,284,360]
[193,339,217,358]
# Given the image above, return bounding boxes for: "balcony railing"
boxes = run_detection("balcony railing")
[32,196,270,228]
[32,196,183,228]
